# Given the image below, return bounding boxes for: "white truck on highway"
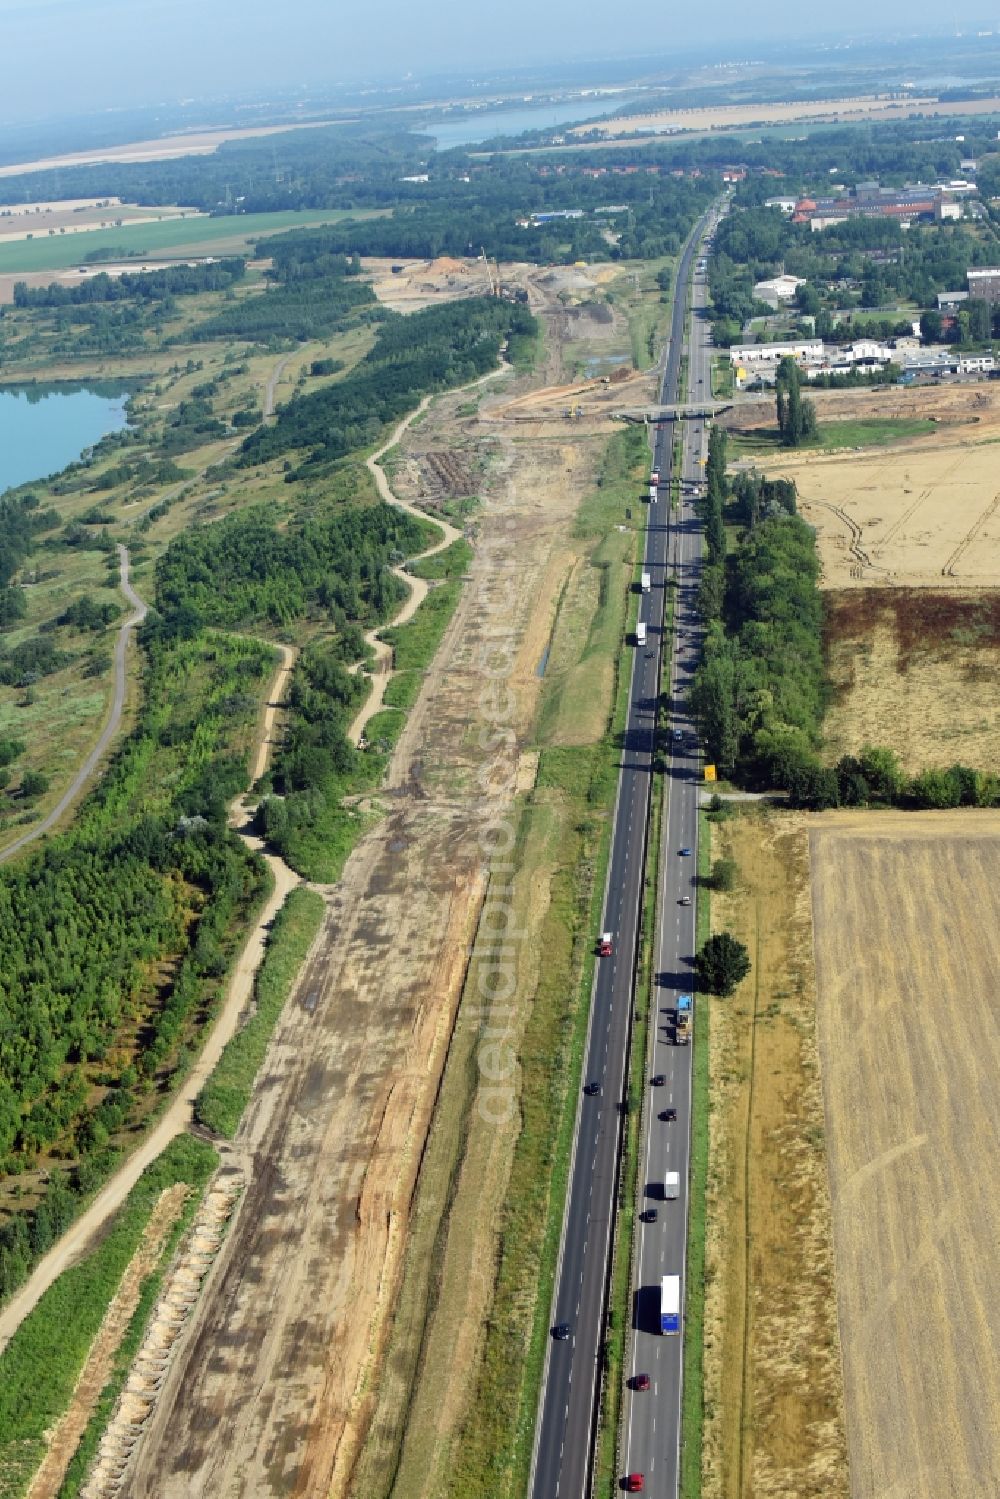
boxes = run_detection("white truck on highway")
[635,621,647,647]
[641,571,651,593]
[664,1170,680,1200]
[660,1274,681,1334]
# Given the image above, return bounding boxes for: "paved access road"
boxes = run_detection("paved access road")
[619,225,720,1499]
[530,209,720,1499]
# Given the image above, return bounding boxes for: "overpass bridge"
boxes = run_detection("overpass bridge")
[613,401,731,423]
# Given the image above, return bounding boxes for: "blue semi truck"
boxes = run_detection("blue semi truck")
[660,1274,681,1334]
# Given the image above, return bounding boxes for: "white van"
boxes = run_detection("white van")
[636,622,647,647]
[664,1170,680,1200]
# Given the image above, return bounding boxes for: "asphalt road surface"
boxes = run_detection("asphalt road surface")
[619,226,720,1499]
[529,206,721,1499]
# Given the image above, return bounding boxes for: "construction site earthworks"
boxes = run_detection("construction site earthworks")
[96,259,661,1499]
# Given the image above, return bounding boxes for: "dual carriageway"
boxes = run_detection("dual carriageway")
[530,212,722,1499]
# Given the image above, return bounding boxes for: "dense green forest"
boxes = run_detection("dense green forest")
[9,259,246,309]
[0,626,274,1165]
[155,502,427,630]
[240,296,537,470]
[187,250,376,345]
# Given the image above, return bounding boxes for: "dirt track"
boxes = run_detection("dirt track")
[0,645,299,1355]
[811,812,1000,1499]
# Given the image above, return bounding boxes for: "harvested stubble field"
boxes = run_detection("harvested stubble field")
[797,443,1000,587]
[823,589,1000,773]
[702,809,848,1499]
[811,812,1000,1499]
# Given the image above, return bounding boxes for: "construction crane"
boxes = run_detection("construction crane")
[479,246,501,297]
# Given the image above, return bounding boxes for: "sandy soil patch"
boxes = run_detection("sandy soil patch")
[702,811,848,1499]
[824,590,1000,772]
[571,93,1000,138]
[25,1184,188,1499]
[366,255,496,311]
[0,122,348,179]
[810,811,1000,1499]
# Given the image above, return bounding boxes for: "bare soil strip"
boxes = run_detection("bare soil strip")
[811,811,1000,1499]
[24,1184,189,1499]
[702,811,849,1499]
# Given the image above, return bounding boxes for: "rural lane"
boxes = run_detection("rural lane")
[0,542,147,868]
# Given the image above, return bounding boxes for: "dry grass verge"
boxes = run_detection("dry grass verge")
[701,808,848,1499]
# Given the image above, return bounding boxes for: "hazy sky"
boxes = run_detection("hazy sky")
[0,0,993,123]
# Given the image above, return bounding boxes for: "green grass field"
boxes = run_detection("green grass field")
[0,210,381,274]
[730,415,938,455]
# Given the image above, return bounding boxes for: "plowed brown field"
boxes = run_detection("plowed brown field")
[811,812,1000,1499]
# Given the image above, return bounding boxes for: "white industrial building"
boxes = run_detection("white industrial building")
[729,339,823,366]
[752,273,805,308]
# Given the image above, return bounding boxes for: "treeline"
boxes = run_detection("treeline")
[187,250,375,345]
[155,502,426,630]
[784,745,1000,811]
[252,170,714,265]
[10,259,246,309]
[0,492,61,631]
[691,438,1000,809]
[691,429,826,782]
[240,296,537,471]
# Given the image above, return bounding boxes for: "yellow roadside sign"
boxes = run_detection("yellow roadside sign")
[703,764,717,782]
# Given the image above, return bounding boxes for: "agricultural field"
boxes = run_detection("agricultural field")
[823,590,1000,773]
[744,384,1000,589]
[811,812,1000,1499]
[0,208,379,274]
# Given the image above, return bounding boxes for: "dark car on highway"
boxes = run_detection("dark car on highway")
[660,1107,677,1122]
[631,1372,651,1391]
[552,1323,571,1341]
[584,1081,601,1096]
[651,1074,666,1087]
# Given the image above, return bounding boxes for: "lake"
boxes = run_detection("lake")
[0,383,131,495]
[419,95,639,150]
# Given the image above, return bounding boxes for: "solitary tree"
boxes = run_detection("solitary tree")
[775,356,817,447]
[695,932,751,996]
[709,857,738,892]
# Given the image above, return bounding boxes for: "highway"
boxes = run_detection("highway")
[619,233,717,1496]
[529,206,720,1499]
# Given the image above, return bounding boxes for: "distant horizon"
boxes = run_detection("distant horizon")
[3,7,1000,129]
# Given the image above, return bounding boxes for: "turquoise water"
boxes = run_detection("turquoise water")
[0,384,130,494]
[420,95,638,150]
